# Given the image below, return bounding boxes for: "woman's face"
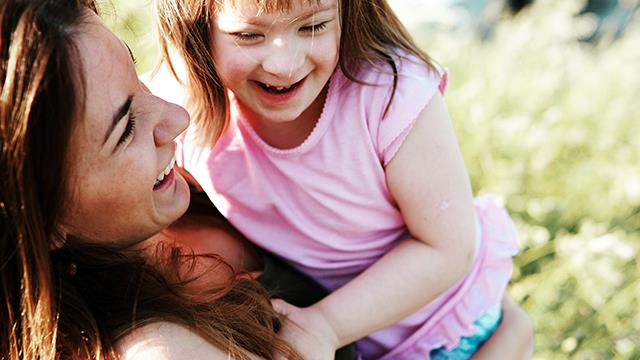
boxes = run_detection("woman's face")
[61,12,190,247]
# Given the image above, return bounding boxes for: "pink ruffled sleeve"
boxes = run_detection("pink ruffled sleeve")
[364,54,448,166]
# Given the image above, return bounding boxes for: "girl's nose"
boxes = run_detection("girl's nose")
[154,99,190,146]
[261,37,305,79]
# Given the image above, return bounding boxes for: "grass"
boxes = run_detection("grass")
[422,1,640,358]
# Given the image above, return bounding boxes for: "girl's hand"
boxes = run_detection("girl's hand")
[471,296,535,360]
[272,299,339,360]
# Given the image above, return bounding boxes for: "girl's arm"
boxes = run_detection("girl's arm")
[471,296,535,360]
[278,91,478,353]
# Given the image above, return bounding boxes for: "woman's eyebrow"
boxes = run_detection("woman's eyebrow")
[124,42,137,64]
[103,95,133,145]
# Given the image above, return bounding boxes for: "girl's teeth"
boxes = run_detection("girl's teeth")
[263,83,290,91]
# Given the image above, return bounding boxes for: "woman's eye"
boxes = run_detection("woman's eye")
[117,114,136,146]
[300,21,328,34]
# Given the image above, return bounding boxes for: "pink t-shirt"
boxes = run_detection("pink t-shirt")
[174,54,518,359]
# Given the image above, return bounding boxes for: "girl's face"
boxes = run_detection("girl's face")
[212,0,340,139]
[61,12,190,248]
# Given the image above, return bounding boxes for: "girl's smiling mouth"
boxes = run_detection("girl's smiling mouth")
[256,77,305,95]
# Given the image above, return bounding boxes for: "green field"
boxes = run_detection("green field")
[109,0,640,358]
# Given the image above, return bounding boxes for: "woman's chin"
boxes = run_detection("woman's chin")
[171,172,191,219]
[154,170,191,228]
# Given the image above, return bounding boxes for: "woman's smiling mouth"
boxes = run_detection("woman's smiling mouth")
[153,154,176,190]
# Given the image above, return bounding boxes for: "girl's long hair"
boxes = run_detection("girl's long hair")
[0,0,299,358]
[155,0,436,147]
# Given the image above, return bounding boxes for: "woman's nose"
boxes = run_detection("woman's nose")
[261,37,305,79]
[154,99,190,146]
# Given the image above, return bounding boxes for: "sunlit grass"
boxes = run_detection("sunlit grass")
[419,0,640,358]
[111,0,640,357]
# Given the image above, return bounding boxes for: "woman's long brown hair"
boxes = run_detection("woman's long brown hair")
[155,0,437,147]
[1,0,299,358]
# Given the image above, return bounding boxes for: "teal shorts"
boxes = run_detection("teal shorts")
[429,304,502,360]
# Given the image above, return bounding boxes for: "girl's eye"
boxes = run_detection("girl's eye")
[233,32,262,41]
[300,21,328,34]
[117,114,136,146]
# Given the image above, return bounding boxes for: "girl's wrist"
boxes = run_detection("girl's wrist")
[308,304,342,349]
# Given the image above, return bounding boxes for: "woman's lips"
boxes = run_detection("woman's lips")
[153,167,175,191]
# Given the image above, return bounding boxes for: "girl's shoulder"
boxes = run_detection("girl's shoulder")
[348,50,444,91]
[115,322,236,360]
[339,50,447,120]
[343,50,448,165]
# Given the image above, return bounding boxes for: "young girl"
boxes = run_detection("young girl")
[153,0,525,358]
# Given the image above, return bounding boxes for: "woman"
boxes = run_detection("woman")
[0,0,533,358]
[0,0,304,358]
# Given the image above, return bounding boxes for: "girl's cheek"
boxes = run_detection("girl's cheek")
[316,36,339,53]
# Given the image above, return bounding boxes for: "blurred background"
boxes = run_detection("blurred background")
[106,0,640,358]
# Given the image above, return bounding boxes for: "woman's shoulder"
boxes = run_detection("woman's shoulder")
[115,322,237,360]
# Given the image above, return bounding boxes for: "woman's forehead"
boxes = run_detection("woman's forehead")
[72,13,133,151]
[75,14,127,70]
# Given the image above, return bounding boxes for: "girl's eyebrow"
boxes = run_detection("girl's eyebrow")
[239,3,336,26]
[296,3,336,21]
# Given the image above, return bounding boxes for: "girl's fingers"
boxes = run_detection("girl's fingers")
[271,298,294,316]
